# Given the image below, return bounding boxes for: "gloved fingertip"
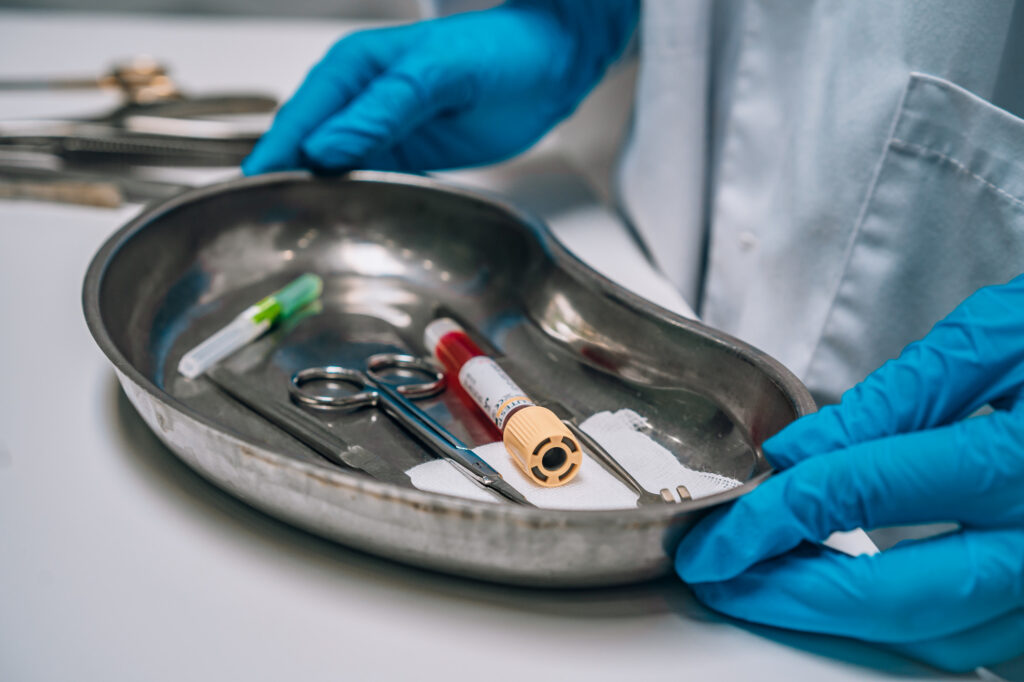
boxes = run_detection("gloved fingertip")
[674,508,751,583]
[888,642,985,674]
[241,136,295,176]
[358,146,410,172]
[674,541,721,584]
[762,409,842,468]
[240,155,263,176]
[687,580,732,611]
[300,134,360,172]
[761,429,800,468]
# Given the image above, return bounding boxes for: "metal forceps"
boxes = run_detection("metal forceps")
[289,353,532,507]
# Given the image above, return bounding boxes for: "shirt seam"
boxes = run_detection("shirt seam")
[890,137,1024,212]
[799,77,914,382]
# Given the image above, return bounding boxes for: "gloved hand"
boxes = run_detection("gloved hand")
[242,0,638,175]
[676,274,1024,672]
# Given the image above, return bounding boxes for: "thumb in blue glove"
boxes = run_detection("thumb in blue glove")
[676,274,1024,672]
[242,0,638,175]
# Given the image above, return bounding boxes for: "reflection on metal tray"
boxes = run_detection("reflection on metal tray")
[82,171,815,587]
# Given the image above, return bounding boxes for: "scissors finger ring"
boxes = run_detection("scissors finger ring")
[365,353,446,399]
[290,366,378,410]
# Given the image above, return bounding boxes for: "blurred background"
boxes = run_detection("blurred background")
[0,0,664,303]
[0,0,496,17]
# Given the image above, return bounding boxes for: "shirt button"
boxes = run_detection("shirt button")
[738,231,759,251]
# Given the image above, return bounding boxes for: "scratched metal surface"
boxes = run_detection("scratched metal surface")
[83,171,815,587]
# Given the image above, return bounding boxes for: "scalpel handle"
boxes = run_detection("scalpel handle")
[207,368,354,469]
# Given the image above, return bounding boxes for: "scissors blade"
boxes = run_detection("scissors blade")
[370,381,534,507]
[477,476,533,507]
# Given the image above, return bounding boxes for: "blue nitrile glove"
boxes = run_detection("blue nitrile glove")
[242,0,638,175]
[676,274,1024,672]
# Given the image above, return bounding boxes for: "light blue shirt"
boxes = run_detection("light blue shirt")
[618,0,1024,404]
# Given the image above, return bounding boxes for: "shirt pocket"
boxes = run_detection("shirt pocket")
[804,72,1024,404]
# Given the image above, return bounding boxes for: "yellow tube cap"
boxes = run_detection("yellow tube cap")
[503,406,582,487]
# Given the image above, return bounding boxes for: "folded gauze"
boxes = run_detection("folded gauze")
[407,408,741,510]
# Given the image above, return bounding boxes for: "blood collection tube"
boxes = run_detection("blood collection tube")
[424,318,581,487]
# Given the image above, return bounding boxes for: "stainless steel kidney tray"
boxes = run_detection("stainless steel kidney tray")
[83,171,814,588]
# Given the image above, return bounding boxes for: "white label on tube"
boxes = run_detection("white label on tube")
[458,356,534,430]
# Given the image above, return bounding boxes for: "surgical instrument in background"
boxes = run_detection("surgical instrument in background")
[0,58,277,166]
[0,57,275,108]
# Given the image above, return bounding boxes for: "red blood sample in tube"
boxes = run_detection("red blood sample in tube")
[424,318,581,487]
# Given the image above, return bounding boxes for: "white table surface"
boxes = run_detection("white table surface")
[0,10,995,681]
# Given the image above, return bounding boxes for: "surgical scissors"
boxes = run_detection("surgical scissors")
[288,353,532,506]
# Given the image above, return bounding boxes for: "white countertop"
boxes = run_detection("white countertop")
[0,11,984,681]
